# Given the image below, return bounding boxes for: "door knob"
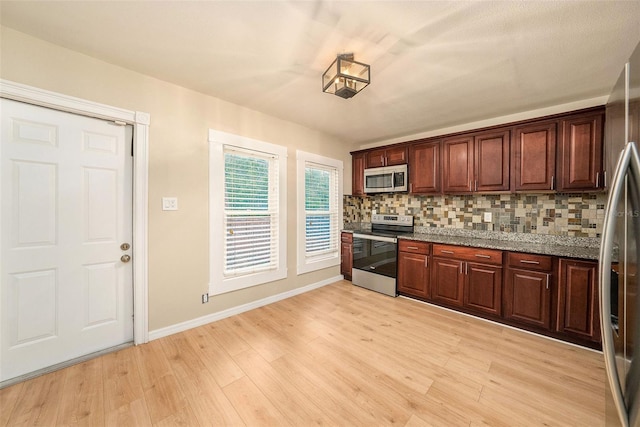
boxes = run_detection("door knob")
[121,254,131,263]
[120,243,131,251]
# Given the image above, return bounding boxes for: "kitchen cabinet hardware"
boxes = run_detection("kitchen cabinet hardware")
[546,273,550,290]
[407,246,419,250]
[551,175,555,190]
[520,259,540,264]
[596,172,600,188]
[475,254,491,259]
[441,250,454,254]
[424,257,429,267]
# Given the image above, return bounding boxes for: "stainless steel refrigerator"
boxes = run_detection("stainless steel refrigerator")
[600,40,640,427]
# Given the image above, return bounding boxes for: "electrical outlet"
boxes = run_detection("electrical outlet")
[162,197,178,211]
[483,212,492,223]
[202,293,209,304]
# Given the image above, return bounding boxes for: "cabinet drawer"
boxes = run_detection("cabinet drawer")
[341,232,353,243]
[433,244,502,265]
[508,252,552,271]
[399,240,431,255]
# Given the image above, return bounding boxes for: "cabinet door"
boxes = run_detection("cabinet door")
[442,136,473,193]
[431,257,464,307]
[475,130,510,192]
[558,113,604,191]
[465,263,502,316]
[352,153,365,196]
[504,268,552,329]
[557,259,600,342]
[365,148,386,168]
[397,252,430,299]
[340,232,353,280]
[513,122,556,191]
[409,141,440,194]
[385,146,408,166]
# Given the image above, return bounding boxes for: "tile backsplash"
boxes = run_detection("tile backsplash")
[344,192,607,238]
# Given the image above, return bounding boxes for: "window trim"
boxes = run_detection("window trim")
[209,129,287,295]
[296,150,343,275]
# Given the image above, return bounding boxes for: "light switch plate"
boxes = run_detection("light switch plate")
[162,197,178,211]
[483,212,492,223]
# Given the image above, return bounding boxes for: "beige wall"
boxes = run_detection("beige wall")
[1,27,353,331]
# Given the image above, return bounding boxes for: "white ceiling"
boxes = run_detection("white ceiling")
[2,1,640,146]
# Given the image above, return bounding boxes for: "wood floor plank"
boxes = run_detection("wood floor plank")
[222,376,287,426]
[142,373,189,424]
[102,347,144,414]
[232,348,336,426]
[0,381,23,425]
[182,327,245,388]
[104,398,151,426]
[5,370,65,426]
[56,358,104,426]
[133,339,171,391]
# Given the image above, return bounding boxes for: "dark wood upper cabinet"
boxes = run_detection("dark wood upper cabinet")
[409,141,440,194]
[352,152,365,196]
[475,130,510,192]
[365,146,407,168]
[513,121,557,191]
[442,135,473,193]
[557,112,604,191]
[442,130,510,193]
[557,259,600,342]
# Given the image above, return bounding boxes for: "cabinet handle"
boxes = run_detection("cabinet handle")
[546,273,550,290]
[381,155,385,166]
[425,257,429,268]
[407,246,419,250]
[441,250,454,254]
[603,170,607,188]
[475,254,491,259]
[596,172,600,188]
[460,263,463,274]
[551,175,555,190]
[465,262,469,275]
[519,259,540,265]
[410,183,413,192]
[475,180,478,192]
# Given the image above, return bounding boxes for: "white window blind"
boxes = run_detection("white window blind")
[304,163,339,257]
[224,148,279,276]
[296,151,343,275]
[209,129,287,295]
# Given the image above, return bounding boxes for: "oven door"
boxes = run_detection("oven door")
[352,233,398,278]
[352,233,398,297]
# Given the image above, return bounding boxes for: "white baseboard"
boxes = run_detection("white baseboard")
[148,275,343,341]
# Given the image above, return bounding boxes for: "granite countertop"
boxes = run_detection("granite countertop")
[342,224,602,261]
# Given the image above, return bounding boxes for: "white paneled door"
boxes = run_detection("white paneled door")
[0,99,133,382]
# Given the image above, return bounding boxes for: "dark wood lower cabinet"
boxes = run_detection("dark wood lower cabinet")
[504,268,552,330]
[397,240,431,299]
[557,259,600,342]
[465,262,502,316]
[431,257,464,307]
[340,232,352,280]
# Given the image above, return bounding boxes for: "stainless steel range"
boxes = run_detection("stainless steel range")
[352,214,414,297]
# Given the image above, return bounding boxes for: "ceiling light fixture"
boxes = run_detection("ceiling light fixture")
[322,53,370,99]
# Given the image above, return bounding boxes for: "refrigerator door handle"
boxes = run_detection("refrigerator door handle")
[600,142,640,427]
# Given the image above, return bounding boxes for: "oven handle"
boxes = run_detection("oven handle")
[353,233,397,244]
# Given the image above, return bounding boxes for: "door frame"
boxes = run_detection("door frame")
[0,79,150,344]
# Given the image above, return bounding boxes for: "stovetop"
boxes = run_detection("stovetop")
[369,214,414,236]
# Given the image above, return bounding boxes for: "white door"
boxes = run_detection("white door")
[0,99,133,382]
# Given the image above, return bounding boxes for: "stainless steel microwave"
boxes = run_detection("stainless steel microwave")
[363,164,408,193]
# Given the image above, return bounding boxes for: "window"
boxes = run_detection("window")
[209,130,287,295]
[296,151,343,275]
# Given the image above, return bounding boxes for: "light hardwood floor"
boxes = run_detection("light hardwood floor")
[0,280,606,426]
